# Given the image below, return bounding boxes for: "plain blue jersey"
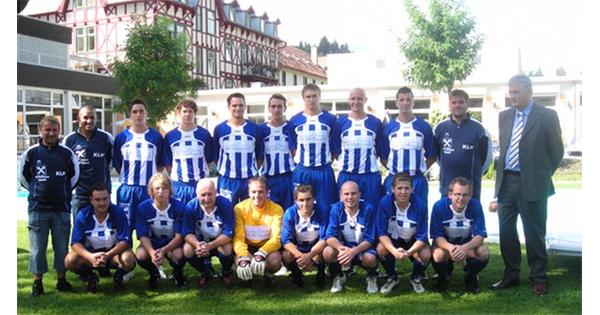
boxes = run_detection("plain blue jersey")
[376,193,428,243]
[18,140,79,212]
[382,117,434,176]
[289,111,336,168]
[163,126,213,184]
[62,128,113,199]
[71,203,130,252]
[430,197,487,245]
[113,128,164,186]
[213,120,263,179]
[135,198,185,249]
[281,203,329,252]
[326,200,376,247]
[433,117,492,198]
[260,122,295,176]
[331,114,384,174]
[182,196,235,242]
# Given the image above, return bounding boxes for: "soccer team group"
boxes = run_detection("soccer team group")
[21,82,505,298]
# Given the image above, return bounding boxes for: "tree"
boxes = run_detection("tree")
[400,0,484,94]
[529,67,543,77]
[556,67,567,76]
[109,16,204,126]
[318,36,331,55]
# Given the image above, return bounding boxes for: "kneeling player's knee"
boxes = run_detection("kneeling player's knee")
[183,243,195,258]
[64,251,80,270]
[170,247,184,261]
[361,253,378,268]
[266,252,282,271]
[432,248,447,263]
[419,247,432,263]
[135,246,149,261]
[376,243,388,257]
[219,243,233,256]
[476,245,490,261]
[121,251,136,270]
[322,246,337,262]
[282,250,295,264]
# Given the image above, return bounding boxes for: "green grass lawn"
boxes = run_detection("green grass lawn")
[17,222,582,314]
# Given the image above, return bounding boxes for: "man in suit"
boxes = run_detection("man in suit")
[489,74,563,296]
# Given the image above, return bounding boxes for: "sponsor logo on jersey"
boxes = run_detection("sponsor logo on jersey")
[442,133,454,154]
[35,160,50,181]
[462,144,475,150]
[56,170,66,176]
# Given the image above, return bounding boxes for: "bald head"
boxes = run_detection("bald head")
[340,181,361,210]
[196,178,217,211]
[340,181,359,192]
[196,178,216,193]
[349,88,367,116]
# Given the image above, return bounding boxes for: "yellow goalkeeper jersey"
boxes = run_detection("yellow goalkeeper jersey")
[233,198,283,257]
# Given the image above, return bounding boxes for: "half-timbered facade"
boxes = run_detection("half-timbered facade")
[29,0,284,89]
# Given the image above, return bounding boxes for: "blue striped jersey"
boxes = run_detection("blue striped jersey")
[430,197,487,244]
[260,122,295,176]
[325,200,376,247]
[281,203,329,252]
[113,128,164,186]
[375,193,428,242]
[382,117,435,175]
[332,114,383,174]
[182,196,235,242]
[289,111,336,167]
[163,126,212,184]
[135,198,184,249]
[71,203,130,252]
[213,120,263,179]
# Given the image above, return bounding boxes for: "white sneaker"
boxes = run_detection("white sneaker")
[122,270,135,282]
[409,277,425,294]
[379,277,399,294]
[330,275,347,293]
[274,265,288,276]
[367,276,378,294]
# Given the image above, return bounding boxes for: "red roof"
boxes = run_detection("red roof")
[279,46,327,80]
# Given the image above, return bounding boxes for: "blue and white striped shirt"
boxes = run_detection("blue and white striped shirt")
[163,126,212,185]
[289,111,336,168]
[113,128,164,186]
[332,115,383,174]
[260,122,295,176]
[382,117,434,176]
[213,120,263,179]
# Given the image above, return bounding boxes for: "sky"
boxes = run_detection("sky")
[20,0,586,78]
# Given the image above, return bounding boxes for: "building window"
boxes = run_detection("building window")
[207,10,216,35]
[225,79,234,89]
[225,40,233,62]
[207,51,217,76]
[469,98,483,108]
[533,96,556,107]
[293,74,297,85]
[76,27,95,52]
[413,99,431,109]
[196,47,203,74]
[303,77,308,85]
[269,52,276,67]
[241,44,248,64]
[320,102,333,111]
[281,72,287,86]
[255,48,263,64]
[75,0,95,8]
[196,8,202,31]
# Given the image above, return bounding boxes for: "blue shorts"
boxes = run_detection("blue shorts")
[172,180,197,205]
[349,247,377,268]
[116,184,150,231]
[266,172,294,210]
[384,172,429,208]
[217,176,249,204]
[292,164,338,210]
[337,171,382,210]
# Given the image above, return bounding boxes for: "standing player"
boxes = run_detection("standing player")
[433,89,492,201]
[135,174,187,289]
[324,181,378,294]
[63,105,113,220]
[332,88,384,209]
[183,179,236,288]
[281,185,329,288]
[382,86,435,207]
[289,84,338,209]
[64,183,135,293]
[19,115,79,296]
[163,99,213,204]
[260,94,295,209]
[233,177,283,288]
[213,93,263,204]
[430,177,489,293]
[376,173,430,294]
[113,99,165,236]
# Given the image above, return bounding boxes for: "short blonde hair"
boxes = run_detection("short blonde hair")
[147,173,172,199]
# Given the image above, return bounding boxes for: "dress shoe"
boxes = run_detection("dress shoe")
[533,282,548,295]
[491,277,519,290]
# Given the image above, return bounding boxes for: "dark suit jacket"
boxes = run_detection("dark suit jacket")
[494,103,564,201]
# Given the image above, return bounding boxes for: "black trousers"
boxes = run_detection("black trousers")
[498,171,548,283]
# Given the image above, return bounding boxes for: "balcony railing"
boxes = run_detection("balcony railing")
[241,63,279,83]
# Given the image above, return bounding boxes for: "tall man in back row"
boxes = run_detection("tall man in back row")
[489,74,563,296]
[382,86,435,208]
[433,89,492,201]
[289,84,338,209]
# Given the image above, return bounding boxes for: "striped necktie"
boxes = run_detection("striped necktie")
[507,111,525,170]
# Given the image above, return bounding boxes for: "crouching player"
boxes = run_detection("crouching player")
[183,179,235,288]
[233,177,283,288]
[430,177,489,293]
[376,173,431,294]
[281,185,329,288]
[64,183,135,292]
[135,174,186,289]
[324,181,378,294]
